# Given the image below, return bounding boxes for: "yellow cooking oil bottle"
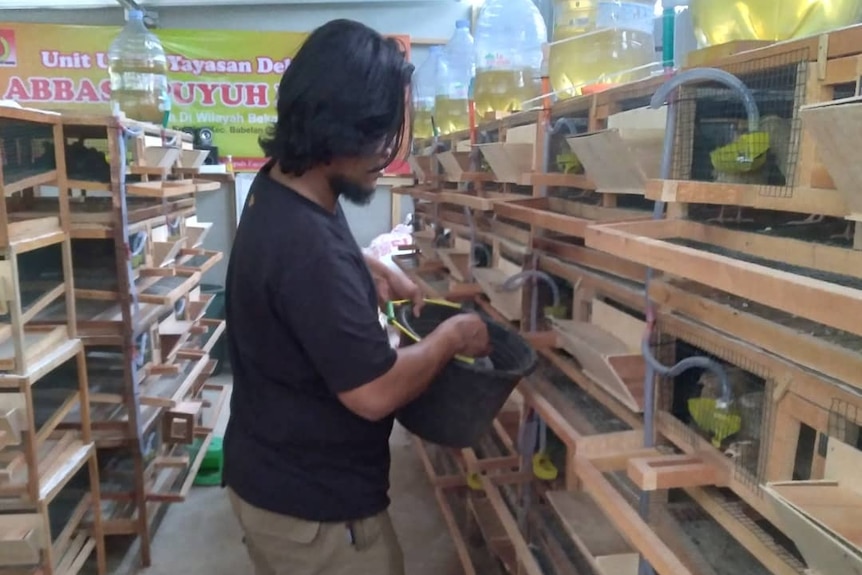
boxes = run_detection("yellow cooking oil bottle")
[549,0,657,99]
[413,46,442,140]
[689,0,862,46]
[107,9,172,125]
[473,0,548,117]
[435,20,474,135]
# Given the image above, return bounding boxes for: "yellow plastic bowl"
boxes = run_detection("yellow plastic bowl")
[556,152,581,174]
[532,453,559,481]
[710,131,770,174]
[688,397,742,448]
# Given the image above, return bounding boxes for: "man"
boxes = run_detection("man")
[223,19,491,575]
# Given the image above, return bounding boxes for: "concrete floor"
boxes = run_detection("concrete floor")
[109,380,463,575]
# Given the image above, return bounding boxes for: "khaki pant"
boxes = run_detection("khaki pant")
[228,487,405,575]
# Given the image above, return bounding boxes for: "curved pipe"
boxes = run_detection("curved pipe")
[538,117,582,197]
[641,66,761,413]
[469,131,492,172]
[650,67,760,132]
[636,65,760,575]
[550,118,580,136]
[508,260,562,531]
[498,270,561,311]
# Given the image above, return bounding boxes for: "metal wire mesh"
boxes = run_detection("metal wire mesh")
[669,490,807,573]
[671,49,809,199]
[548,116,589,184]
[0,118,56,183]
[62,124,112,184]
[828,398,862,448]
[655,321,773,492]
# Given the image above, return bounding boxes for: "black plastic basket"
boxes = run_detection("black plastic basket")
[393,301,537,448]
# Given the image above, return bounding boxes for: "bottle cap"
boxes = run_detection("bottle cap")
[127,9,144,20]
[456,19,470,29]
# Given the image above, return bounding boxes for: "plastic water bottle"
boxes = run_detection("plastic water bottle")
[412,46,442,140]
[435,20,475,135]
[107,10,172,125]
[689,0,862,45]
[473,0,548,117]
[550,0,657,98]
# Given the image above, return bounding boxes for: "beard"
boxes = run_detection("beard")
[328,174,376,206]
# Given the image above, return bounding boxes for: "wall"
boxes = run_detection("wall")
[2,1,464,284]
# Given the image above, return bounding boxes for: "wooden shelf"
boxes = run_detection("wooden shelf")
[0,327,69,374]
[397,25,862,575]
[173,249,222,276]
[436,191,526,212]
[547,491,638,575]
[184,222,212,249]
[0,492,99,573]
[644,179,847,217]
[0,432,92,504]
[125,180,197,199]
[179,319,225,356]
[551,318,645,413]
[494,197,649,237]
[649,277,862,393]
[586,218,862,338]
[136,271,201,307]
[3,170,58,198]
[2,218,64,253]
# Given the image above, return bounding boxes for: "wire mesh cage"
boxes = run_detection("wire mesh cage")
[828,398,862,449]
[0,119,56,183]
[62,123,112,185]
[671,49,810,201]
[655,323,773,491]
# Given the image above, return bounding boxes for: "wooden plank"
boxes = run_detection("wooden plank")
[644,179,847,217]
[586,219,862,337]
[627,454,725,491]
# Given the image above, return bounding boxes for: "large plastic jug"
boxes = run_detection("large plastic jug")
[550,1,656,98]
[413,46,442,140]
[435,20,475,135]
[107,10,171,125]
[474,0,548,116]
[689,0,862,46]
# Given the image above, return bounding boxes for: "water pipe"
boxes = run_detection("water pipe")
[635,66,759,575]
[499,269,561,321]
[461,205,492,281]
[651,67,760,133]
[497,266,562,530]
[643,66,761,410]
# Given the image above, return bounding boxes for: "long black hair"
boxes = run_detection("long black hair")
[260,19,415,176]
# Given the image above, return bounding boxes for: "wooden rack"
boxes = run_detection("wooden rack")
[16,111,229,568]
[394,23,862,575]
[0,104,106,575]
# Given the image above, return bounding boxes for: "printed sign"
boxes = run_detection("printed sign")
[0,22,411,173]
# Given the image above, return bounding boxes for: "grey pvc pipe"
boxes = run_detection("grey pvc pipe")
[635,67,760,575]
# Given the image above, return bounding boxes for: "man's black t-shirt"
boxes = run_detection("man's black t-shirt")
[222,162,398,522]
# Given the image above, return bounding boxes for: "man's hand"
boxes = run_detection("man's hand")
[365,254,425,316]
[439,312,491,358]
